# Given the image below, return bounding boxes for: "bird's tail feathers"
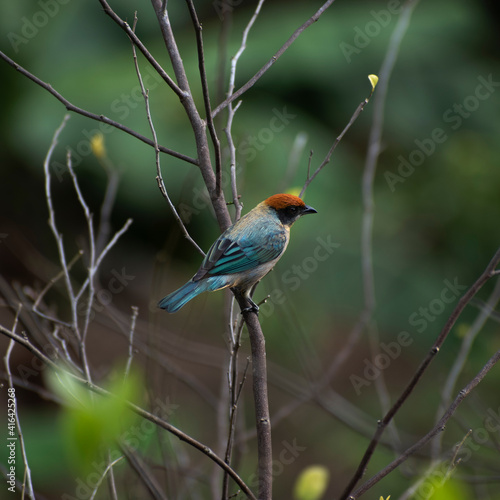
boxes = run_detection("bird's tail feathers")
[158,280,207,313]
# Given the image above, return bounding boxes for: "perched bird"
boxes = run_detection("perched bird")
[158,194,317,313]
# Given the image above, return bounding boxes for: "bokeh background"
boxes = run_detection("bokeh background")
[1,0,500,498]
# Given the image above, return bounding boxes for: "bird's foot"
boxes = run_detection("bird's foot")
[240,298,259,314]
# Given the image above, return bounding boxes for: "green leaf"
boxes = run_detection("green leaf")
[293,465,330,500]
[46,367,141,474]
[368,74,379,90]
[430,479,470,500]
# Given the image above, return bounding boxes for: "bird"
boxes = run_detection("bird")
[158,193,317,313]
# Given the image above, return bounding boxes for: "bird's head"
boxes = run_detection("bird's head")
[263,194,317,227]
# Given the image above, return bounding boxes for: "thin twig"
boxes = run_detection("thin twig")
[44,115,80,341]
[299,84,376,199]
[431,277,500,459]
[4,304,36,500]
[352,0,419,467]
[339,245,500,500]
[185,0,223,196]
[224,99,243,220]
[0,50,196,165]
[74,217,134,307]
[89,456,125,500]
[213,0,337,117]
[222,311,247,498]
[106,451,119,500]
[130,14,204,256]
[120,443,168,500]
[97,0,186,99]
[151,0,232,232]
[32,250,83,328]
[66,150,96,360]
[350,348,500,498]
[0,324,257,500]
[124,306,139,380]
[223,0,265,220]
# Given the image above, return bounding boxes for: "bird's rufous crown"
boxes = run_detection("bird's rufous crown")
[264,194,306,210]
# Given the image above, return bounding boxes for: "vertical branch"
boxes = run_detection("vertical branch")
[66,150,96,384]
[150,0,231,232]
[131,13,205,256]
[124,306,139,380]
[224,0,266,220]
[234,293,272,500]
[44,115,79,338]
[185,0,223,196]
[222,311,248,498]
[212,0,338,118]
[4,304,36,500]
[224,100,243,220]
[43,114,92,382]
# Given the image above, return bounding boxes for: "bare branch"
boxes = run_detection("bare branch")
[224,99,243,220]
[299,85,375,199]
[223,0,265,220]
[88,456,125,500]
[131,14,205,256]
[4,304,36,500]
[44,115,81,341]
[66,150,96,348]
[222,309,247,498]
[185,0,223,196]
[0,50,196,165]
[97,0,186,99]
[233,292,272,500]
[431,276,500,458]
[350,348,500,498]
[120,443,167,500]
[212,0,337,118]
[151,0,232,232]
[0,324,257,500]
[339,245,500,500]
[124,305,139,380]
[32,250,83,329]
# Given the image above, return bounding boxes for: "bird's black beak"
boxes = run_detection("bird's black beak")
[302,204,317,215]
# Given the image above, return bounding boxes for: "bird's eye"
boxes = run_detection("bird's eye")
[288,206,298,213]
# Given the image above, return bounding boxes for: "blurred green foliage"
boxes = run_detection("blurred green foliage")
[1,0,500,498]
[46,366,142,475]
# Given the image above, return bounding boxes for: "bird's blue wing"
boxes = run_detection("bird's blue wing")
[193,232,285,280]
